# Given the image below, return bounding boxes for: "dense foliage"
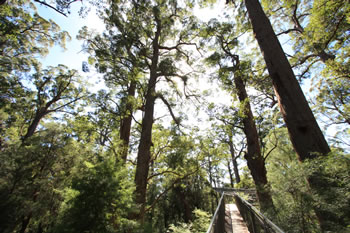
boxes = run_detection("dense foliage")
[0,0,349,232]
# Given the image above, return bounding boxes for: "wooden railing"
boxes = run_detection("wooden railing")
[230,192,284,233]
[206,192,226,233]
[207,188,284,233]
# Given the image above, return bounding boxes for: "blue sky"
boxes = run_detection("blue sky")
[33,0,227,72]
[35,2,104,73]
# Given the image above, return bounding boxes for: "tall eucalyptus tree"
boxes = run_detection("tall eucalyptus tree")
[204,19,275,213]
[262,0,350,132]
[232,0,337,229]
[78,22,141,162]
[240,0,330,160]
[94,0,200,221]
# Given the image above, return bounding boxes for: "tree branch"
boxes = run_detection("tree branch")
[157,94,182,128]
[144,168,199,213]
[276,28,301,36]
[33,0,68,17]
[263,143,277,162]
[147,169,181,181]
[47,95,85,113]
[216,116,244,130]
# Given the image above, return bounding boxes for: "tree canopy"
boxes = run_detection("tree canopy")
[0,0,349,232]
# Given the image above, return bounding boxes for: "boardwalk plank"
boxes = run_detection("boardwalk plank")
[225,204,249,233]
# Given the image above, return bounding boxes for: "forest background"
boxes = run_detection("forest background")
[0,0,349,232]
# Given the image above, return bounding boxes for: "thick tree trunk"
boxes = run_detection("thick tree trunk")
[134,20,161,221]
[22,108,47,142]
[119,81,136,162]
[244,0,330,161]
[134,76,156,220]
[233,70,274,213]
[244,0,332,229]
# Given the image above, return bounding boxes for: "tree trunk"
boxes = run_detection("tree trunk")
[19,214,32,233]
[207,155,215,188]
[232,158,240,184]
[134,74,157,220]
[134,19,161,221]
[119,81,136,162]
[228,139,241,184]
[244,0,332,228]
[233,68,274,213]
[244,0,330,161]
[174,187,192,223]
[22,108,47,142]
[226,159,234,188]
[36,222,43,233]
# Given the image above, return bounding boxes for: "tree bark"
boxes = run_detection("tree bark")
[22,108,47,142]
[207,155,214,187]
[228,139,241,184]
[119,81,136,162]
[19,214,32,233]
[244,0,330,161]
[244,0,332,229]
[233,68,274,213]
[174,187,192,223]
[134,17,161,221]
[226,159,234,188]
[232,158,240,184]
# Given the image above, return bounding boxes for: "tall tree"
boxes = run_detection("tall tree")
[78,25,141,162]
[232,58,275,212]
[100,0,199,221]
[262,0,350,129]
[22,65,84,142]
[207,105,245,185]
[241,0,330,160]
[203,19,275,212]
[239,0,337,229]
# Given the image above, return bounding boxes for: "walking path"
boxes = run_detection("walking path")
[225,204,249,233]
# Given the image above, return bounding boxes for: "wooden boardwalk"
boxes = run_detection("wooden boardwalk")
[225,204,249,233]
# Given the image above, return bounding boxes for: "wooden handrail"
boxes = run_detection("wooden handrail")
[206,192,225,233]
[207,189,285,233]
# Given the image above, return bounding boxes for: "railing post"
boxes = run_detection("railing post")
[215,195,225,233]
[250,209,257,233]
[207,192,225,233]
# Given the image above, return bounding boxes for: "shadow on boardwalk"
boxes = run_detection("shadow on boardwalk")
[225,204,249,233]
